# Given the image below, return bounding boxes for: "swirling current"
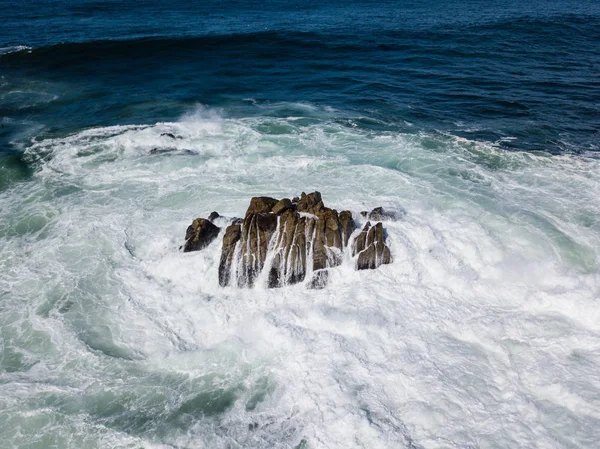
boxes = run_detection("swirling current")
[1,1,599,448]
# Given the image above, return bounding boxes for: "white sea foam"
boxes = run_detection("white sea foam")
[0,45,32,55]
[1,106,600,448]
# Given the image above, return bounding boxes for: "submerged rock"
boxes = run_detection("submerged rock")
[361,206,399,221]
[183,218,220,253]
[149,147,195,155]
[308,269,329,289]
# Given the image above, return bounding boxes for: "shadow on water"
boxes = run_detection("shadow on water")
[35,371,279,441]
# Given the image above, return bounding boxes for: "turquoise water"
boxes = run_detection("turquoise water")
[1,1,600,448]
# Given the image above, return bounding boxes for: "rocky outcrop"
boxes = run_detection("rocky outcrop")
[339,210,356,247]
[218,220,242,287]
[218,191,388,288]
[183,218,220,253]
[184,192,393,288]
[352,221,392,270]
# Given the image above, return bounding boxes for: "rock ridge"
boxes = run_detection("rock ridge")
[183,192,394,288]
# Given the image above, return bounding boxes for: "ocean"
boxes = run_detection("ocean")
[1,1,599,448]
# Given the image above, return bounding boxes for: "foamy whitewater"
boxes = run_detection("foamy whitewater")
[1,106,599,448]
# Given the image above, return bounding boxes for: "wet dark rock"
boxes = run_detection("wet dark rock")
[367,206,399,221]
[160,132,177,139]
[352,221,392,270]
[183,218,220,253]
[182,191,392,288]
[150,147,170,155]
[218,222,242,286]
[308,269,329,289]
[339,210,356,247]
[219,191,354,288]
[208,211,220,222]
[219,197,279,287]
[238,211,278,287]
[149,147,194,155]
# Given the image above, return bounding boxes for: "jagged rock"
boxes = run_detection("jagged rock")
[219,197,279,287]
[160,132,177,139]
[238,211,278,286]
[271,198,293,215]
[339,210,356,247]
[246,196,278,216]
[183,218,220,253]
[269,194,349,287]
[218,222,242,286]
[352,221,392,270]
[268,208,307,287]
[367,206,398,221]
[219,192,357,288]
[208,211,220,222]
[296,191,324,214]
[312,207,343,270]
[211,192,392,288]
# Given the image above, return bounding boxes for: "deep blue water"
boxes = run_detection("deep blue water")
[1,0,599,166]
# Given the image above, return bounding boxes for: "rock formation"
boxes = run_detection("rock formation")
[183,192,393,288]
[183,218,220,253]
[352,221,392,270]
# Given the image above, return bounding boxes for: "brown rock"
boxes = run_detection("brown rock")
[183,218,220,253]
[237,211,278,287]
[368,206,398,221]
[271,198,294,215]
[339,210,356,247]
[352,221,392,270]
[268,209,305,287]
[218,223,242,286]
[296,191,324,214]
[216,191,392,288]
[245,196,279,216]
[312,208,343,271]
